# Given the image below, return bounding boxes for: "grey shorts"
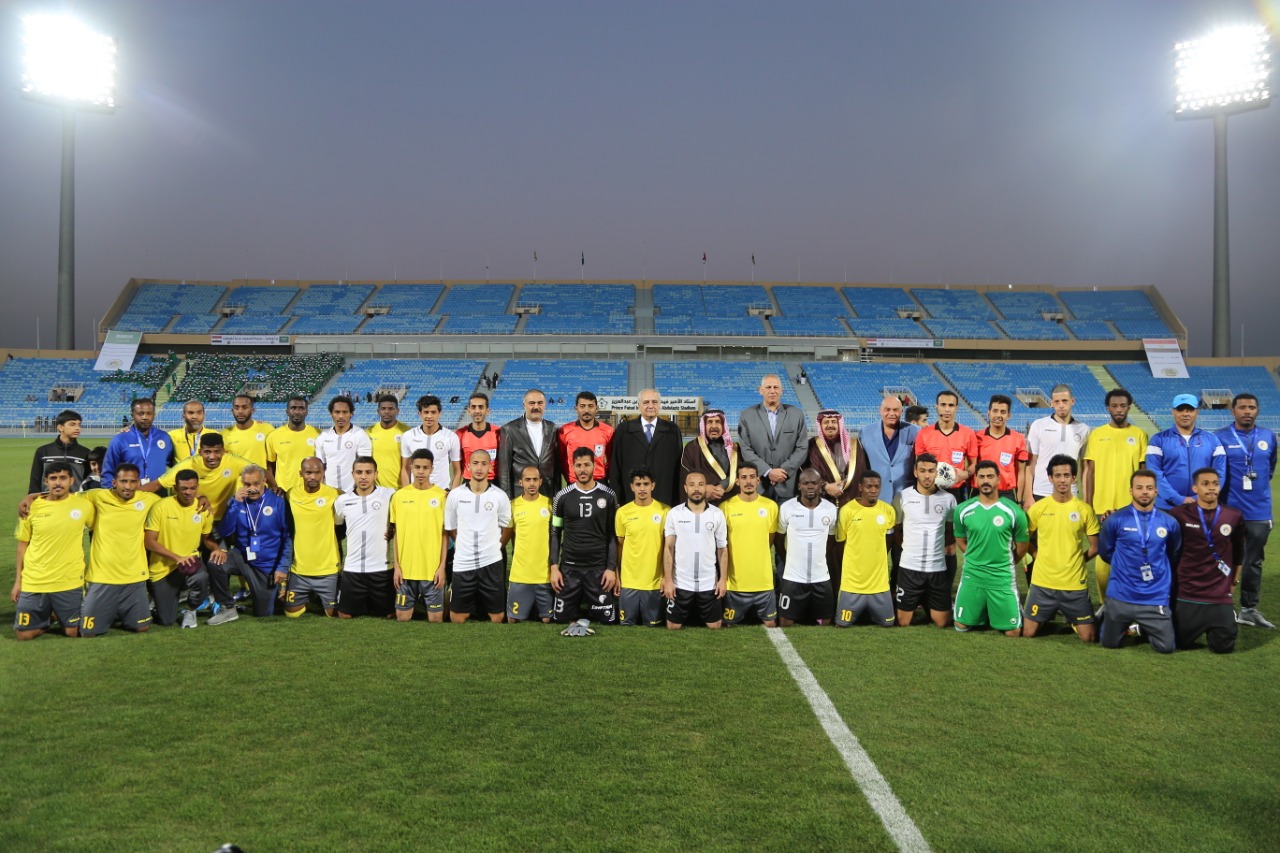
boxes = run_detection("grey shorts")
[507,582,554,622]
[14,589,82,632]
[150,567,210,626]
[619,588,664,627]
[285,573,339,609]
[81,581,152,635]
[723,590,778,625]
[396,579,444,612]
[1024,585,1096,625]
[1100,597,1175,653]
[835,590,895,627]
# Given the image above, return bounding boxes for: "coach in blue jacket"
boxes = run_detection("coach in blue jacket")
[1145,394,1226,511]
[860,395,920,504]
[208,464,292,621]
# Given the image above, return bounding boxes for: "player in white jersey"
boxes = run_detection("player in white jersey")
[401,394,462,491]
[315,396,374,492]
[893,453,957,627]
[776,468,839,626]
[1025,384,1090,505]
[444,449,513,623]
[662,471,728,629]
[333,456,396,618]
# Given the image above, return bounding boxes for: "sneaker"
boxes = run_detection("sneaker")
[181,610,198,629]
[207,607,239,626]
[196,595,214,613]
[1125,622,1141,637]
[1239,607,1276,629]
[233,588,251,603]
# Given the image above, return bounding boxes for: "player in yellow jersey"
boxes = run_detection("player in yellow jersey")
[81,464,161,635]
[283,457,341,617]
[506,466,554,623]
[615,466,670,627]
[168,400,220,460]
[221,394,274,467]
[1081,388,1146,606]
[144,469,219,628]
[1023,455,1101,642]
[12,462,94,639]
[266,396,320,492]
[835,471,897,627]
[720,463,779,626]
[149,434,249,521]
[391,448,448,622]
[368,394,410,489]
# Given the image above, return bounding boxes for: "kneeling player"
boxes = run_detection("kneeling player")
[12,462,93,640]
[508,466,554,623]
[893,454,956,627]
[283,457,341,618]
[334,457,397,619]
[615,467,669,627]
[663,472,728,629]
[81,464,160,636]
[1171,468,1243,653]
[391,449,448,622]
[953,461,1029,636]
[835,472,896,627]
[446,450,512,623]
[776,469,837,626]
[551,448,620,630]
[721,464,779,626]
[143,469,216,628]
[1022,455,1100,642]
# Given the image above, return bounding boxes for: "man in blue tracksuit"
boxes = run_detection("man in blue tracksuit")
[1217,392,1277,630]
[1098,469,1182,653]
[207,464,292,622]
[1145,394,1226,511]
[101,397,175,488]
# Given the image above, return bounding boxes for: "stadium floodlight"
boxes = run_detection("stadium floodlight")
[21,14,117,351]
[1173,24,1273,358]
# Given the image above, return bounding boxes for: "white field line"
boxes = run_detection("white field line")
[766,629,931,853]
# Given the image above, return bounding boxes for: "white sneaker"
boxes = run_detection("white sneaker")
[181,610,198,629]
[207,607,239,626]
[1239,607,1276,629]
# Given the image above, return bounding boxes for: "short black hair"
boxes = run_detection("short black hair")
[904,405,928,422]
[857,469,882,485]
[1046,454,1078,478]
[417,394,442,412]
[988,394,1012,410]
[629,466,655,482]
[572,446,595,462]
[738,461,759,476]
[130,397,156,411]
[288,395,308,406]
[377,394,399,406]
[328,395,355,413]
[1232,392,1259,409]
[200,433,224,449]
[353,455,378,470]
[44,461,74,477]
[410,448,435,463]
[54,410,82,427]
[1105,388,1133,406]
[576,391,597,404]
[468,392,490,406]
[935,390,958,404]
[974,459,1000,476]
[174,469,199,484]
[914,453,938,467]
[1192,466,1220,483]
[115,463,141,477]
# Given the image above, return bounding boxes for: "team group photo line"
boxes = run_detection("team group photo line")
[14,372,1276,651]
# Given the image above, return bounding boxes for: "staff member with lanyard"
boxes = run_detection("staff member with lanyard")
[1216,393,1277,629]
[101,397,174,488]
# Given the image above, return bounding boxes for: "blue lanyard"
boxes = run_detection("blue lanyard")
[1229,426,1255,467]
[1132,507,1154,563]
[1196,504,1222,564]
[133,427,156,478]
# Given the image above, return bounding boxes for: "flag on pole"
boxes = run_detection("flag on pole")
[533,251,538,262]
[581,252,585,265]
[702,253,707,264]
[751,254,756,265]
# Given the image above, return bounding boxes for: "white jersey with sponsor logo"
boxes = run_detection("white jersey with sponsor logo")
[663,503,727,592]
[315,426,373,492]
[445,484,512,571]
[1026,416,1090,498]
[401,427,461,492]
[777,497,837,584]
[894,486,956,573]
[333,486,395,573]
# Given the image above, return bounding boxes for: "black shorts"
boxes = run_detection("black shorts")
[1174,600,1237,654]
[337,570,395,618]
[895,569,951,613]
[450,560,506,616]
[666,589,722,625]
[553,567,618,625]
[777,578,834,623]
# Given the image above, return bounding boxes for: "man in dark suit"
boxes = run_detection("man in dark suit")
[496,388,558,498]
[737,374,809,502]
[609,388,683,506]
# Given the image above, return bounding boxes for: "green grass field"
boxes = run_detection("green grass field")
[2,437,1278,852]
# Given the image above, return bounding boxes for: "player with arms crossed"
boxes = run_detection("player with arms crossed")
[391,449,448,623]
[776,468,838,626]
[721,464,780,627]
[1171,468,1245,653]
[1097,469,1182,653]
[953,460,1029,636]
[834,471,896,628]
[1022,455,1101,642]
[445,449,513,623]
[333,457,396,619]
[893,454,957,628]
[614,466,669,627]
[12,462,94,639]
[551,447,620,635]
[507,466,555,624]
[663,471,728,629]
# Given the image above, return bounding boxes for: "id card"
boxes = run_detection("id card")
[1218,560,1232,577]
[1243,477,1253,491]
[1141,564,1153,582]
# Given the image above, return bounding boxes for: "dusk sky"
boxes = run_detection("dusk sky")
[1,1,1277,355]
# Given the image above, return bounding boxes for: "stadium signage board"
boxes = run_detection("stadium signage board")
[597,395,702,413]
[1142,338,1190,379]
[210,334,293,346]
[864,338,945,349]
[94,330,142,371]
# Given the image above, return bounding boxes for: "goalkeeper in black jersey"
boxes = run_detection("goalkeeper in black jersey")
[551,447,619,626]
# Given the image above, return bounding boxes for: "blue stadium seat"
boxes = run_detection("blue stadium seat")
[997,320,1071,340]
[653,361,801,430]
[365,284,445,313]
[290,284,374,315]
[987,290,1066,319]
[485,359,630,426]
[1103,363,1280,431]
[1060,290,1157,320]
[438,284,514,315]
[769,316,850,336]
[1064,321,1117,340]
[843,287,919,318]
[772,286,852,318]
[921,319,1001,339]
[221,285,298,314]
[934,362,1113,431]
[803,362,984,430]
[359,314,442,335]
[911,288,997,320]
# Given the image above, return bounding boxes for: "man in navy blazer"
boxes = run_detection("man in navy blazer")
[860,395,920,504]
[736,374,809,502]
[608,388,683,506]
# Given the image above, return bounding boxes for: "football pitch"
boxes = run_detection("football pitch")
[1,437,1278,852]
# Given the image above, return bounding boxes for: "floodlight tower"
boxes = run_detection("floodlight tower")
[1175,25,1272,358]
[21,14,117,351]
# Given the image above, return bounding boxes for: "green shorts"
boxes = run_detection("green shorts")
[953,578,1022,631]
